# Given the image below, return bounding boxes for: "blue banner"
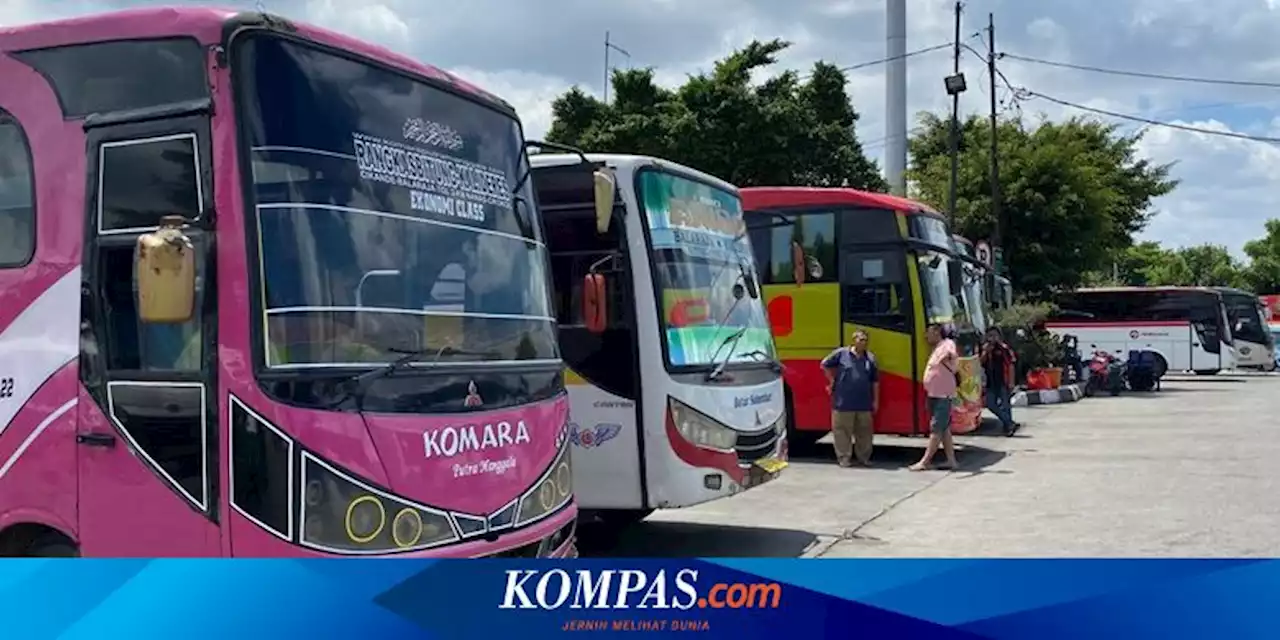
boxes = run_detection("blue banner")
[2,559,1276,639]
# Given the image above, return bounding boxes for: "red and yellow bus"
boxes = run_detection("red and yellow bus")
[742,187,982,451]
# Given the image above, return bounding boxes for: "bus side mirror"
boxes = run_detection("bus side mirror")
[135,215,196,324]
[791,241,806,287]
[593,169,616,234]
[582,273,607,334]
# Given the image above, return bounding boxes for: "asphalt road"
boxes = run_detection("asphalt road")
[578,373,1280,557]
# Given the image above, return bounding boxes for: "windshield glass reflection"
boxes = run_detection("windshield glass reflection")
[237,34,557,369]
[917,250,956,326]
[637,170,776,368]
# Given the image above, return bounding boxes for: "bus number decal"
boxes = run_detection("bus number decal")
[0,377,14,399]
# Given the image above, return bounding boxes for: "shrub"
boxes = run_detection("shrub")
[991,303,1066,382]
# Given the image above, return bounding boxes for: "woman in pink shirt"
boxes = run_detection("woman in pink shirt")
[910,324,960,471]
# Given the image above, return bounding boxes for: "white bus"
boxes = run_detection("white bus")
[530,153,788,528]
[1214,287,1276,371]
[1048,287,1236,376]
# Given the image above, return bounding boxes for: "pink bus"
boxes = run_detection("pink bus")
[0,7,578,557]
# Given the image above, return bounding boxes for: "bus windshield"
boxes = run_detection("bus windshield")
[235,34,558,369]
[1221,293,1271,346]
[637,169,776,368]
[916,250,956,325]
[960,263,988,333]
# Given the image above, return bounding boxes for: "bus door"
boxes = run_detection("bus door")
[534,164,644,511]
[1189,301,1228,372]
[76,111,220,556]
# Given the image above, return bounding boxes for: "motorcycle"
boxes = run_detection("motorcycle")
[1086,350,1126,396]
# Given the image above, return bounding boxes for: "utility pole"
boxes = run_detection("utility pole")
[944,1,964,226]
[884,0,908,196]
[987,12,1002,252]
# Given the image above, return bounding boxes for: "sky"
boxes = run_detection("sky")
[3,0,1280,257]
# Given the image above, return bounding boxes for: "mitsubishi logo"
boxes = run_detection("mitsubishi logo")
[463,380,483,408]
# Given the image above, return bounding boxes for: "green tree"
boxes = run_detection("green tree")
[1174,244,1246,288]
[1243,219,1280,293]
[545,39,885,190]
[906,113,1177,296]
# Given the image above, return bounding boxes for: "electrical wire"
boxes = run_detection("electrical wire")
[1019,89,1280,143]
[837,42,954,73]
[1000,52,1280,89]
[796,42,955,81]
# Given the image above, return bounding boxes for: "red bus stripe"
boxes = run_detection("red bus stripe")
[1045,321,1189,328]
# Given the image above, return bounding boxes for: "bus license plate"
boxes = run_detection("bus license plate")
[754,457,788,475]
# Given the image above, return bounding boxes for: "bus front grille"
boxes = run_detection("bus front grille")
[734,426,782,464]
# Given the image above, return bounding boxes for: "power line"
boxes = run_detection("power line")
[798,42,955,80]
[1000,52,1280,89]
[837,42,953,73]
[1019,89,1280,143]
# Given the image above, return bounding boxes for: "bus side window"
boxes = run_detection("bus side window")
[746,223,771,283]
[767,211,836,284]
[0,113,35,268]
[97,134,205,371]
[841,251,909,331]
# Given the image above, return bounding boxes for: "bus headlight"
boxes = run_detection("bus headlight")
[299,453,458,553]
[515,444,573,527]
[669,397,737,451]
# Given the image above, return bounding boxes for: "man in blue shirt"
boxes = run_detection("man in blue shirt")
[822,330,879,467]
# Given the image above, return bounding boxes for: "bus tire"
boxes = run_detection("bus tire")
[593,509,653,531]
[25,532,78,558]
[783,388,822,456]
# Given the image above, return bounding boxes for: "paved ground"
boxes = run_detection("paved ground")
[578,373,1280,557]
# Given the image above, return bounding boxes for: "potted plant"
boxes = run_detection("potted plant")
[1022,330,1065,390]
[993,303,1061,388]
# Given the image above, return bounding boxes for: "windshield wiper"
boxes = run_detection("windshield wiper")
[738,349,785,373]
[329,344,499,410]
[706,327,748,381]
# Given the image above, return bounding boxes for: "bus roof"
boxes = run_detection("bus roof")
[739,186,941,217]
[1210,286,1258,297]
[530,153,739,195]
[1071,286,1222,295]
[0,7,512,113]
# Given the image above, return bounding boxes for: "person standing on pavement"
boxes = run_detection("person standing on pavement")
[980,327,1020,436]
[821,330,879,468]
[910,324,960,471]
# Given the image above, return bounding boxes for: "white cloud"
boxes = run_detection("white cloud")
[5,0,1280,256]
[446,68,572,139]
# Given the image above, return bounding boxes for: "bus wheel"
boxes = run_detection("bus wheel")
[593,509,654,531]
[28,536,78,557]
[783,388,821,456]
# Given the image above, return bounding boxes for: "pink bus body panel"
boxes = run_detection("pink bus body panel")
[0,7,575,557]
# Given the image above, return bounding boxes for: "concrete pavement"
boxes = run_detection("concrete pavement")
[579,376,1280,557]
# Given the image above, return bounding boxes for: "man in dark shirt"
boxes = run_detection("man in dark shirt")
[822,330,879,467]
[980,327,1019,436]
